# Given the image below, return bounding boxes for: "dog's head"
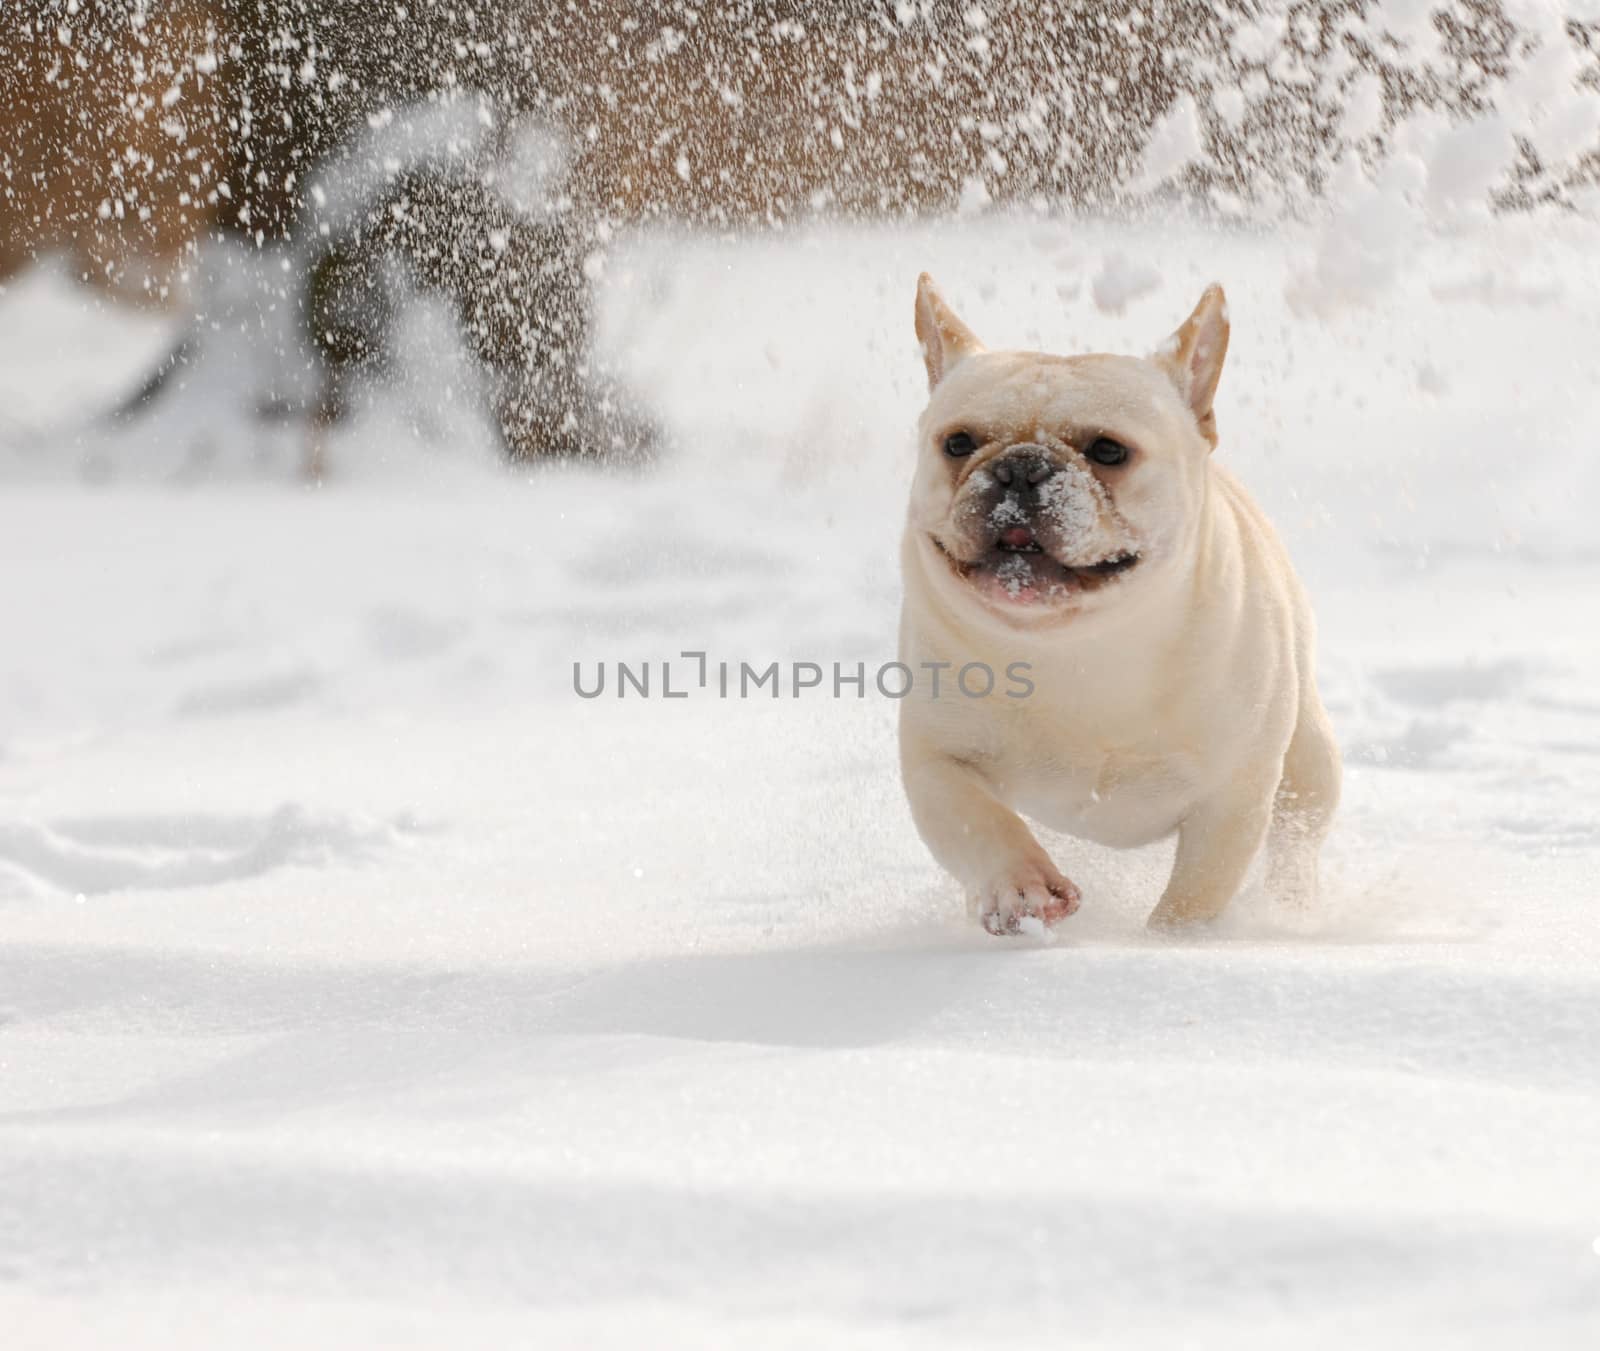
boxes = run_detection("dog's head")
[906,273,1229,629]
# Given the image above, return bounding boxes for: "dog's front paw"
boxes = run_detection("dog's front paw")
[971,858,1081,937]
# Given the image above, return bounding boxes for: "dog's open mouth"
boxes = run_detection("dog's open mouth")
[932,533,1140,606]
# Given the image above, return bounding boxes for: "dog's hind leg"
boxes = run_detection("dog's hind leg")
[1266,690,1342,908]
[1147,774,1278,929]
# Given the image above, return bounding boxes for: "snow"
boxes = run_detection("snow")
[1091,252,1164,316]
[1035,457,1109,553]
[1132,94,1205,192]
[1423,114,1518,217]
[3,210,1600,1346]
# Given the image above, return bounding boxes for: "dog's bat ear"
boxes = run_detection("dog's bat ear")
[915,273,985,390]
[1155,284,1229,450]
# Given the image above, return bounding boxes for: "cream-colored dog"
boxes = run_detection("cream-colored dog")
[899,274,1340,934]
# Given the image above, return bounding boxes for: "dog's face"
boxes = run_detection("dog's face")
[906,274,1230,629]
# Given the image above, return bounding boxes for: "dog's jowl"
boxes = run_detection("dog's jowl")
[898,275,1341,935]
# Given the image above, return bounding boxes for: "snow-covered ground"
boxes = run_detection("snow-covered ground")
[3,213,1599,1346]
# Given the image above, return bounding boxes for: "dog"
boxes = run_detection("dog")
[898,274,1340,934]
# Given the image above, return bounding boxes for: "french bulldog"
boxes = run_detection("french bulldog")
[899,274,1340,934]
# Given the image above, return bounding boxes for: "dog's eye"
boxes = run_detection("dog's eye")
[943,431,977,458]
[1086,437,1131,467]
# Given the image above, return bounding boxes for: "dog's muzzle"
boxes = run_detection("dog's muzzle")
[983,443,1066,551]
[936,439,1140,608]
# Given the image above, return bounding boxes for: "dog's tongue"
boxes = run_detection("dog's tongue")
[999,526,1036,550]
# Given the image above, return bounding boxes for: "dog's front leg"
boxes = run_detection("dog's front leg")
[1147,780,1276,929]
[901,739,1080,934]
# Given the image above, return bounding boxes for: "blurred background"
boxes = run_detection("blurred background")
[3,4,1600,1347]
[3,0,1597,476]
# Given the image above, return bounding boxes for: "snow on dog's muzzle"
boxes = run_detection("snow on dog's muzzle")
[937,440,1141,608]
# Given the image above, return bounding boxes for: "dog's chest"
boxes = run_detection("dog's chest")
[951,703,1202,846]
[1005,750,1197,846]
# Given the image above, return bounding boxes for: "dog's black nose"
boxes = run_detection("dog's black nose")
[990,445,1058,490]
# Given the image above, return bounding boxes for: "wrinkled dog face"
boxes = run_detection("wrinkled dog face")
[907,274,1229,626]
